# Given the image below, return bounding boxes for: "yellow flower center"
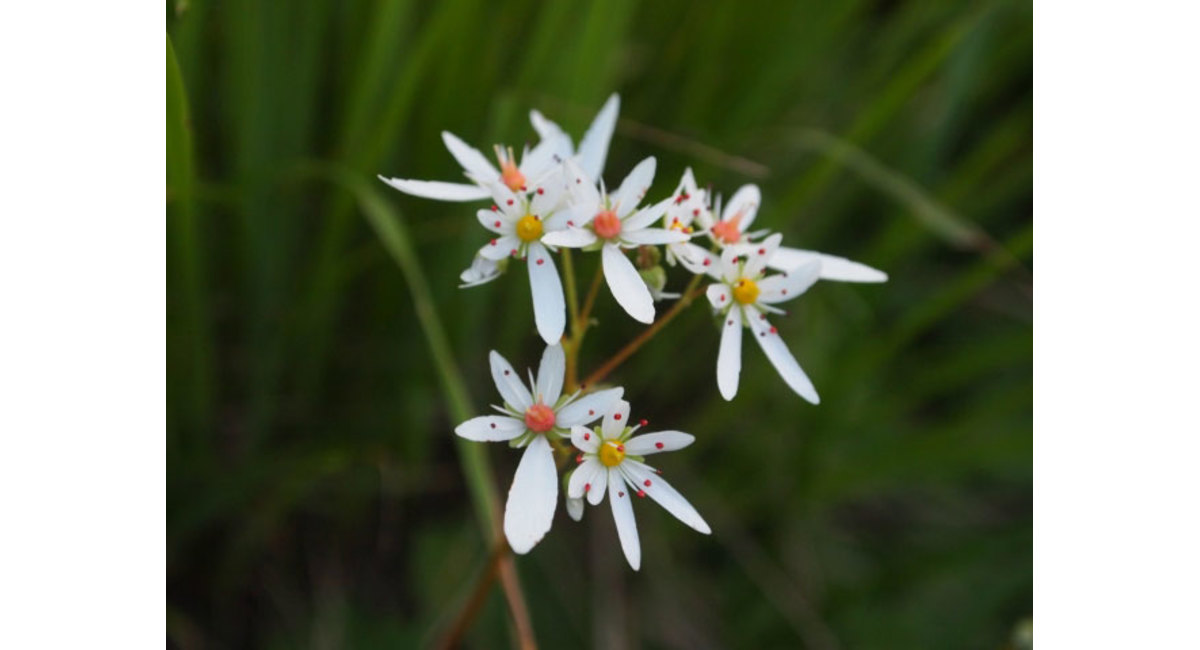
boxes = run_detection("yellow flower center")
[516,214,543,242]
[732,278,759,305]
[598,440,626,467]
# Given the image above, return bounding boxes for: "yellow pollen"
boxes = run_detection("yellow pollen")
[598,440,625,467]
[732,278,760,305]
[516,214,543,242]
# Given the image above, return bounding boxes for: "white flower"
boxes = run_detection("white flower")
[704,233,823,402]
[378,126,569,202]
[542,158,688,323]
[566,399,711,570]
[468,169,575,344]
[689,181,888,284]
[661,167,718,274]
[455,344,624,554]
[529,93,620,187]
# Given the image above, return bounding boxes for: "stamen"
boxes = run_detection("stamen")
[613,413,622,421]
[637,490,646,498]
[639,419,648,426]
[643,479,651,487]
[655,442,664,449]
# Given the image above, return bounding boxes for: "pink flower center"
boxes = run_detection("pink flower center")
[524,403,556,433]
[593,209,622,239]
[711,213,743,243]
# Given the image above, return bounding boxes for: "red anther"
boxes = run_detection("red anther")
[618,491,625,497]
[536,258,545,265]
[613,413,622,421]
[576,178,581,184]
[567,220,575,226]
[769,327,778,334]
[655,469,663,475]
[584,432,590,441]
[576,454,584,464]
[588,409,594,416]
[504,370,510,375]
[490,422,496,428]
[520,185,527,192]
[536,188,544,195]
[655,442,664,449]
[719,294,726,302]
[490,239,497,246]
[727,320,733,326]
[637,490,646,498]
[494,220,501,227]
[585,483,591,492]
[702,258,711,266]
[639,419,648,427]
[491,205,498,211]
[781,289,788,295]
[511,249,518,256]
[758,248,766,255]
[693,208,700,216]
[506,199,514,205]
[617,444,624,452]
[644,479,651,487]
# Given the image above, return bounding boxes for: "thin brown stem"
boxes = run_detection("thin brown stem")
[577,264,604,337]
[580,276,705,389]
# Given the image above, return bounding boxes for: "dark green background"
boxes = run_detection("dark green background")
[167,1,1031,647]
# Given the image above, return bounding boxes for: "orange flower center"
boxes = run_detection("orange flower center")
[711,214,743,243]
[524,403,556,433]
[500,159,526,193]
[593,209,622,239]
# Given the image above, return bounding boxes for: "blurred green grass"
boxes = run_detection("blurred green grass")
[167,1,1031,648]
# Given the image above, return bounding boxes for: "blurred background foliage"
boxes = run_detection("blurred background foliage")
[166,0,1031,648]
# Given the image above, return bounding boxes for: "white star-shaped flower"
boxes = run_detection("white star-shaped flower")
[468,169,575,344]
[379,127,568,202]
[686,181,888,284]
[455,344,624,554]
[542,158,688,323]
[529,93,620,188]
[566,399,711,570]
[704,233,823,402]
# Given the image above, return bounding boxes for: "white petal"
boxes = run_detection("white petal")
[527,242,566,344]
[529,169,567,217]
[721,184,761,230]
[678,243,721,277]
[542,227,598,248]
[557,387,624,427]
[677,167,698,196]
[568,457,604,499]
[757,260,821,304]
[545,202,595,232]
[621,228,689,246]
[602,399,631,440]
[706,282,731,310]
[570,425,600,453]
[588,466,609,505]
[503,436,558,554]
[455,415,527,441]
[521,132,570,180]
[530,109,571,147]
[719,247,741,283]
[612,157,656,218]
[441,131,499,182]
[478,235,521,261]
[623,196,673,232]
[536,343,565,405]
[378,176,491,202]
[459,254,502,288]
[742,232,782,279]
[602,243,655,324]
[624,431,695,455]
[623,462,710,534]
[488,182,525,219]
[608,472,641,570]
[576,93,620,182]
[770,247,888,283]
[566,495,585,521]
[476,208,515,235]
[746,306,820,404]
[717,307,743,400]
[566,159,601,207]
[489,350,533,411]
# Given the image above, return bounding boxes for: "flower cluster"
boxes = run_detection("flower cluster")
[381,94,886,568]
